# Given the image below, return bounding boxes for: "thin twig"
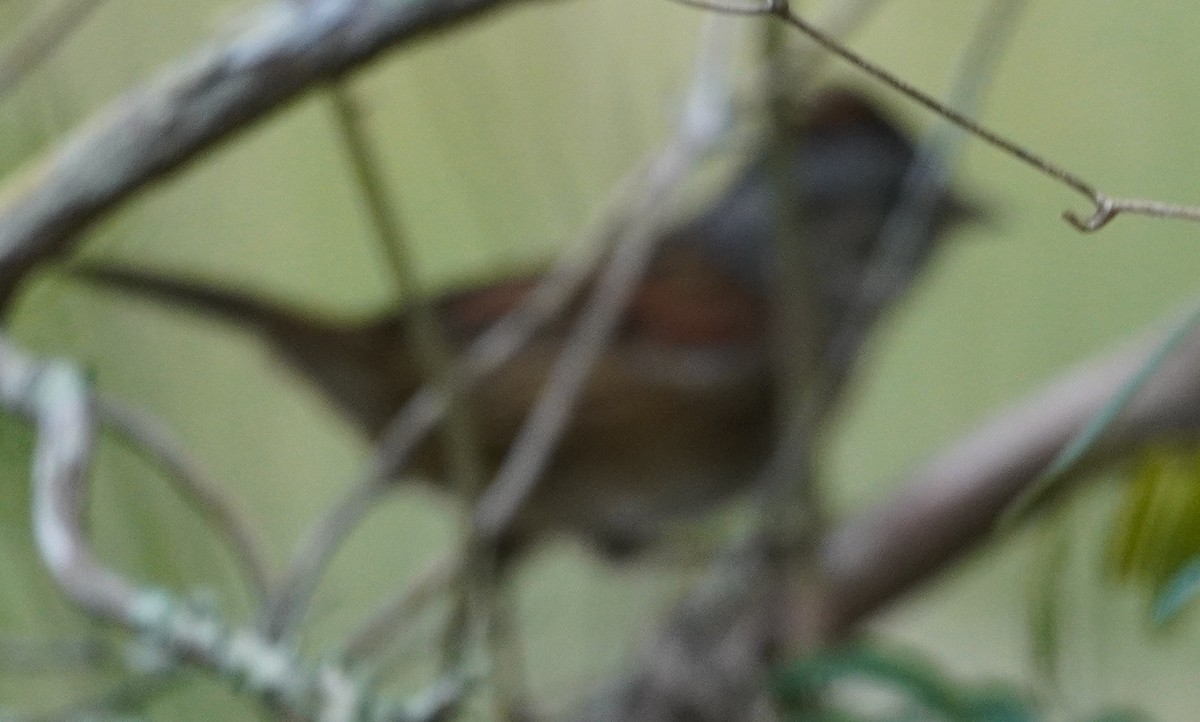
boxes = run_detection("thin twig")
[470,15,737,544]
[260,470,390,640]
[754,0,925,647]
[17,352,134,622]
[260,142,674,646]
[326,82,495,698]
[1001,298,1200,525]
[817,298,1200,635]
[0,635,117,672]
[826,0,1026,389]
[0,0,108,99]
[94,393,273,601]
[670,0,1200,232]
[755,12,828,653]
[339,551,460,665]
[469,136,705,542]
[327,85,419,298]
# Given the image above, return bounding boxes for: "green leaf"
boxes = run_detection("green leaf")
[1028,511,1070,688]
[774,645,1036,722]
[963,688,1039,722]
[1151,556,1200,625]
[1106,443,1200,623]
[1003,301,1200,526]
[1084,711,1152,722]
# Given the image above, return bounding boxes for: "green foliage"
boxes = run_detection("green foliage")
[1152,558,1200,624]
[1027,514,1070,688]
[772,644,1147,722]
[1005,302,1200,526]
[1107,443,1200,624]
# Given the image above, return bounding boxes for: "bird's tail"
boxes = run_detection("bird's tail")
[71,262,326,336]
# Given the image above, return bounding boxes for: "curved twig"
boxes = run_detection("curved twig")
[0,333,460,721]
[338,551,459,666]
[94,393,273,601]
[1062,195,1200,232]
[260,470,392,640]
[670,0,1200,233]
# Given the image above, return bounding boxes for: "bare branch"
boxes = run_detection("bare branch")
[94,393,273,601]
[827,0,1024,394]
[1062,195,1200,232]
[339,551,459,665]
[818,300,1200,634]
[669,0,1200,232]
[470,13,737,544]
[470,134,707,542]
[9,346,134,623]
[260,467,391,639]
[326,81,502,704]
[0,332,462,721]
[0,0,529,312]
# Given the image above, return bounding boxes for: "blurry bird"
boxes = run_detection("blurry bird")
[72,90,979,558]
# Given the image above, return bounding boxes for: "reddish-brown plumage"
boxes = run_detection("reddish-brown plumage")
[73,91,977,557]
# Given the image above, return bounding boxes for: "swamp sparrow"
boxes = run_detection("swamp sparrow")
[74,91,978,557]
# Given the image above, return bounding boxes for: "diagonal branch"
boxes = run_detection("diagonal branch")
[819,301,1200,635]
[0,0,529,313]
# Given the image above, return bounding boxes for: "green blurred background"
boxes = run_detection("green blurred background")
[3,0,1200,718]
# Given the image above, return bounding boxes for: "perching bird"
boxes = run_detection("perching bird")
[73,90,978,558]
